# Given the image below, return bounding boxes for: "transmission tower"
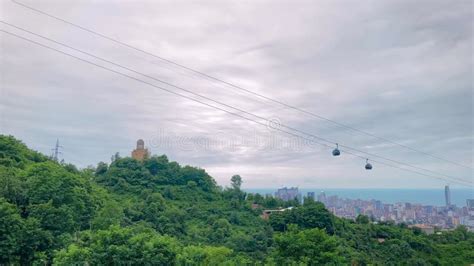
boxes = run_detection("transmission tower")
[51,139,63,161]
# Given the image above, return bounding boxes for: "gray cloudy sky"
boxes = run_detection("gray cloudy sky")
[0,0,472,189]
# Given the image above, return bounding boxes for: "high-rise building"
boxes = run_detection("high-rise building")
[296,193,303,203]
[275,187,299,202]
[374,200,383,211]
[317,191,327,204]
[307,192,315,200]
[444,185,451,207]
[327,195,339,207]
[466,199,474,209]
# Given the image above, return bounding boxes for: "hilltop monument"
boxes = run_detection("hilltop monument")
[131,139,150,160]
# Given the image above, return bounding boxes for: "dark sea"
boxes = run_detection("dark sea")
[244,188,474,207]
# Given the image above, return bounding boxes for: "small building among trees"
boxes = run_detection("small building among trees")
[131,139,150,160]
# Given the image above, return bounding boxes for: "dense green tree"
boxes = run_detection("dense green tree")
[273,224,344,264]
[95,161,108,175]
[0,166,27,206]
[0,135,48,168]
[54,225,179,265]
[0,198,52,265]
[356,214,370,224]
[91,200,124,230]
[0,199,23,263]
[230,174,242,190]
[177,245,233,265]
[270,201,335,234]
[210,218,232,244]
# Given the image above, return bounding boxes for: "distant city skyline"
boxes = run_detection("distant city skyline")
[269,186,474,230]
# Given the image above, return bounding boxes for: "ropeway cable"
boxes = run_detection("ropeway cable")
[1,29,471,186]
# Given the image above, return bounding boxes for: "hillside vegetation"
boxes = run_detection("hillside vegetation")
[0,135,473,265]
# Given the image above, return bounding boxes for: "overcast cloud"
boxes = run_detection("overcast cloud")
[0,0,472,189]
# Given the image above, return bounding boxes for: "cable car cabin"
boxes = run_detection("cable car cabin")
[332,144,340,156]
[365,159,373,170]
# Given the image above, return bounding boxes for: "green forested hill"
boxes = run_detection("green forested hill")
[0,135,473,265]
